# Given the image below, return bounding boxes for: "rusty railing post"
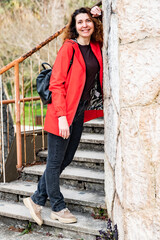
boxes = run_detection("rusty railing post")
[14,62,22,170]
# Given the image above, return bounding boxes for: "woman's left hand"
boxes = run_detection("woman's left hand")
[90,6,102,17]
[58,116,70,139]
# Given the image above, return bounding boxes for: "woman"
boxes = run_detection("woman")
[23,5,103,225]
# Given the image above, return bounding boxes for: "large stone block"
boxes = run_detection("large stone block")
[120,38,160,107]
[113,194,124,240]
[104,99,119,169]
[104,156,115,218]
[108,13,120,112]
[115,137,123,205]
[120,105,160,211]
[155,162,160,238]
[116,0,160,43]
[156,163,160,206]
[153,209,160,240]
[125,210,154,240]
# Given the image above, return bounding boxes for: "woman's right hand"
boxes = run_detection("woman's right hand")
[58,116,70,139]
[90,6,102,17]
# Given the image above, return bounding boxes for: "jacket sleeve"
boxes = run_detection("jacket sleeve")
[49,43,74,117]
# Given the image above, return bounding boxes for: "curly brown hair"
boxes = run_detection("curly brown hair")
[63,7,103,44]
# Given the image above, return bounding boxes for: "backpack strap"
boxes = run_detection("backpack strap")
[67,48,75,74]
[41,42,75,73]
[41,62,52,70]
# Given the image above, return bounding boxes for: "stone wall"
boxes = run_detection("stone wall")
[0,84,14,167]
[103,0,160,239]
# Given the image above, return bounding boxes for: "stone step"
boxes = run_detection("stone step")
[0,180,106,213]
[38,149,104,163]
[38,149,104,170]
[84,119,104,127]
[22,165,105,192]
[78,133,104,151]
[0,200,107,240]
[23,165,104,183]
[83,119,104,134]
[80,133,104,144]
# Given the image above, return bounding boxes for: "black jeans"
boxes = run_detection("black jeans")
[31,101,87,211]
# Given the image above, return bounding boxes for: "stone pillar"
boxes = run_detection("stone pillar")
[103,0,160,239]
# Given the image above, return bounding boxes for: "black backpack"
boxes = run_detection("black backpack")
[36,49,75,105]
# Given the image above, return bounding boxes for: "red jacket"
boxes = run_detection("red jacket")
[44,39,103,136]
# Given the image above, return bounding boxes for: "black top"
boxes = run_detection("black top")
[78,43,100,102]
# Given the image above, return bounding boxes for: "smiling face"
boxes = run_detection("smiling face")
[75,13,94,41]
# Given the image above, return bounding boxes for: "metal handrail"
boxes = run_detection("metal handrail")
[0,0,102,171]
[0,26,66,75]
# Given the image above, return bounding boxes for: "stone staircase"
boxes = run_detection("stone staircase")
[0,119,107,240]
